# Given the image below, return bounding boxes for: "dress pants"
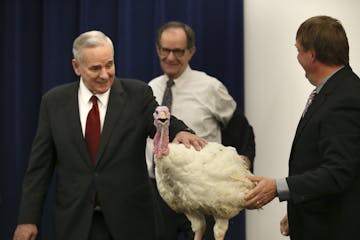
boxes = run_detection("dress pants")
[89,209,113,240]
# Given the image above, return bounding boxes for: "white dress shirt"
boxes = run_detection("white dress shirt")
[146,66,236,177]
[78,78,110,136]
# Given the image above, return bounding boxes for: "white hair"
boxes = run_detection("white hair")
[72,30,114,64]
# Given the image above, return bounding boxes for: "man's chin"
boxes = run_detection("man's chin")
[93,84,112,94]
[164,71,179,79]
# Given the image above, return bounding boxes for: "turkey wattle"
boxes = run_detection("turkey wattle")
[153,106,255,240]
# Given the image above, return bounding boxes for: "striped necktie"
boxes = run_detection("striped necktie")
[161,79,175,111]
[302,89,317,117]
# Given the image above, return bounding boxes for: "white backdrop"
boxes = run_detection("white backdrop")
[244,1,360,239]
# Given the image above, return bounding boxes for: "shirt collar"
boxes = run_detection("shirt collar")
[315,66,344,93]
[167,65,192,88]
[78,78,110,108]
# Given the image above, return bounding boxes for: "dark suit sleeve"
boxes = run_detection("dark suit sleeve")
[18,95,56,225]
[287,95,360,204]
[168,115,193,141]
[221,108,255,170]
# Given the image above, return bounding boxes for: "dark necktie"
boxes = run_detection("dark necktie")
[302,89,317,117]
[161,79,175,111]
[85,96,100,163]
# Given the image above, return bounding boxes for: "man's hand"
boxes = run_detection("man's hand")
[280,213,290,236]
[242,156,251,169]
[244,175,277,209]
[173,131,207,150]
[13,224,38,240]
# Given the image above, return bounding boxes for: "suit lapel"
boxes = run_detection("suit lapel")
[292,93,325,145]
[95,78,127,167]
[292,66,348,146]
[63,82,94,168]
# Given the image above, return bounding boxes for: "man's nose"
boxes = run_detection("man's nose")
[99,67,110,78]
[166,51,176,60]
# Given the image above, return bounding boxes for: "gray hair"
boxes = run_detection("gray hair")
[72,30,114,64]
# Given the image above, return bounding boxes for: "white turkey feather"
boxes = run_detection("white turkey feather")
[153,106,255,240]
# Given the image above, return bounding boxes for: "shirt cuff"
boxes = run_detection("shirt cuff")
[276,178,291,202]
[184,127,195,134]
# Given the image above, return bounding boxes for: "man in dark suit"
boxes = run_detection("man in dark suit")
[244,16,360,240]
[13,30,206,240]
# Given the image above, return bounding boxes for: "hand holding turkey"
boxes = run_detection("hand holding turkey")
[244,175,277,209]
[173,131,208,150]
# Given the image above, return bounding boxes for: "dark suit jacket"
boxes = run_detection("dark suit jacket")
[18,78,189,240]
[286,65,360,240]
[221,108,255,170]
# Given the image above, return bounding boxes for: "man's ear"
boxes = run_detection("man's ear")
[189,47,196,58]
[309,49,317,62]
[72,59,81,76]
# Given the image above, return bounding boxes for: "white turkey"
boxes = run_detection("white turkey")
[153,106,255,240]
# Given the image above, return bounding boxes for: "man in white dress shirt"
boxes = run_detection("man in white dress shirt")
[146,21,255,240]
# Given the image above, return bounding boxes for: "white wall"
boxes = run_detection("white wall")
[244,1,360,240]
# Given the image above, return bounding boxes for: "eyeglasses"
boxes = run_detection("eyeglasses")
[158,47,187,58]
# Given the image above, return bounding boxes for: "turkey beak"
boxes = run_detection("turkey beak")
[158,111,169,125]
